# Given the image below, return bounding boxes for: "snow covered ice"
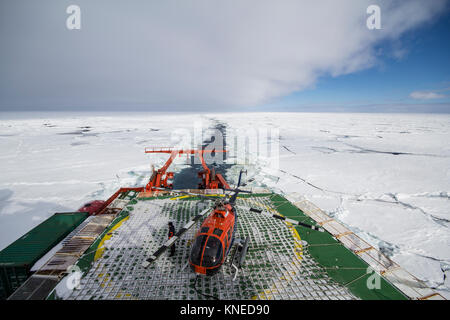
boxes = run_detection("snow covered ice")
[0,111,449,298]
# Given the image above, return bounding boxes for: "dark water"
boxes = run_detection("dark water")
[173,121,234,189]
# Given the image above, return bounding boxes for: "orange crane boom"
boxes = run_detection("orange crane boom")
[144,148,229,191]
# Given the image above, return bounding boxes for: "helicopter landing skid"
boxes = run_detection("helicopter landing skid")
[228,236,250,281]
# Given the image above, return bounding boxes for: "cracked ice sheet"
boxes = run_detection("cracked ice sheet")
[0,112,214,250]
[396,194,450,222]
[1,111,449,298]
[217,112,450,298]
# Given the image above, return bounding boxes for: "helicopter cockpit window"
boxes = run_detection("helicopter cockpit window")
[190,235,207,266]
[200,227,210,234]
[201,236,223,267]
[213,228,223,236]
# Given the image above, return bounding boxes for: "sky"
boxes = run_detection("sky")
[0,0,449,112]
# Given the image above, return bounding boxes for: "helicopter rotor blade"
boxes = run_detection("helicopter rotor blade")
[237,169,247,188]
[153,187,220,201]
[142,207,211,268]
[248,207,324,232]
[225,169,251,204]
[222,188,252,194]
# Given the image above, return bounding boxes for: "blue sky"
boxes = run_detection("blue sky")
[0,1,449,112]
[265,8,450,112]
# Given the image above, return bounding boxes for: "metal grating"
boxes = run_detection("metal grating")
[60,195,356,300]
[37,214,119,273]
[287,194,445,300]
[8,275,60,300]
[56,238,94,256]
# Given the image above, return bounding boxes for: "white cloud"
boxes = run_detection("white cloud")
[410,91,446,100]
[0,0,447,109]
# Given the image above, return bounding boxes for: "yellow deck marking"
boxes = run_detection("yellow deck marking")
[169,195,190,200]
[170,194,228,201]
[319,219,334,226]
[246,198,304,300]
[419,293,443,300]
[335,231,353,239]
[354,247,374,255]
[93,214,140,299]
[94,216,129,261]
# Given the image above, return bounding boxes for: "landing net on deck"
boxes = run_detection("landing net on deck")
[63,195,356,300]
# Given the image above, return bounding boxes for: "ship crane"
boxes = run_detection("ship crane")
[144,148,229,191]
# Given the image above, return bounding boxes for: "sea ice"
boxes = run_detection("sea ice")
[0,111,448,298]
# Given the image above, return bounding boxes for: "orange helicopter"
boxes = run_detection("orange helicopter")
[142,170,324,281]
[142,170,250,278]
[187,179,247,277]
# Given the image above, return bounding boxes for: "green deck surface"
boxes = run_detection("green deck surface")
[269,194,407,300]
[48,192,408,300]
[0,212,88,267]
[173,192,408,299]
[1,211,88,299]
